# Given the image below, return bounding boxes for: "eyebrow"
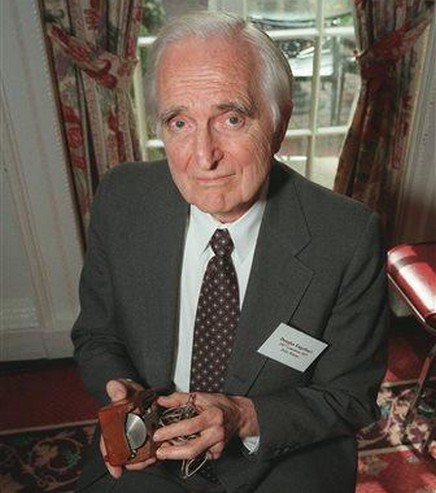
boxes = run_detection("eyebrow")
[158,106,187,125]
[158,99,257,125]
[216,100,256,117]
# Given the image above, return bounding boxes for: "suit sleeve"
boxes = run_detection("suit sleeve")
[251,212,388,461]
[71,172,141,404]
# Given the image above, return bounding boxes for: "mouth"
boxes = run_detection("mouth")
[196,173,235,186]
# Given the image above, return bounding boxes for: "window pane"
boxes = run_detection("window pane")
[137,45,154,145]
[277,136,308,177]
[162,0,208,20]
[311,135,345,188]
[289,77,312,129]
[316,36,360,127]
[285,38,315,129]
[324,1,354,28]
[140,1,208,36]
[248,1,317,25]
[146,146,166,161]
[248,0,354,26]
[140,1,166,35]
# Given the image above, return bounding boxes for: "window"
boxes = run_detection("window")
[133,0,360,189]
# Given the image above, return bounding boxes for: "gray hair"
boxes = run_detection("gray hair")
[144,11,293,133]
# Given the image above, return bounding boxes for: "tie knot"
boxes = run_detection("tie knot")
[210,229,234,258]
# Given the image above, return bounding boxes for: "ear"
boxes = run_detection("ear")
[272,101,293,154]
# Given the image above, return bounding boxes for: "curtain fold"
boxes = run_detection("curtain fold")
[334,0,433,240]
[41,0,143,235]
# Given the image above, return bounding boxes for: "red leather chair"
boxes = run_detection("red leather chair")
[387,243,436,429]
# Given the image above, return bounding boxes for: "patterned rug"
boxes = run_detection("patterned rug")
[0,382,434,493]
[0,422,96,493]
[357,382,436,493]
[358,383,435,454]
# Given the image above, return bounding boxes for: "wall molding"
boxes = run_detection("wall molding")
[0,298,74,360]
[1,299,39,332]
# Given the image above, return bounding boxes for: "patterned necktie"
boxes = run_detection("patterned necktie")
[190,228,240,393]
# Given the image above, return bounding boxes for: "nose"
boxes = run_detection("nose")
[194,125,223,170]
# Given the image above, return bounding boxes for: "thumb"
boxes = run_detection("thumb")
[106,379,128,403]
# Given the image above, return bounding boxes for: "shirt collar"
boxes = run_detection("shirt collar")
[189,189,267,264]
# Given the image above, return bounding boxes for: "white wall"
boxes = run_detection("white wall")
[1,0,83,360]
[394,11,436,243]
[2,173,40,352]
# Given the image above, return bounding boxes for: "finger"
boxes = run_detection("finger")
[100,435,123,479]
[106,380,128,402]
[157,441,173,450]
[156,439,205,461]
[155,404,225,444]
[106,379,145,403]
[206,441,225,460]
[125,456,157,470]
[154,414,204,442]
[157,392,190,409]
[156,430,215,461]
[119,378,144,393]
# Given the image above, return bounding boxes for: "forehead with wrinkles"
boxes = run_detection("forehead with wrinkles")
[156,35,262,113]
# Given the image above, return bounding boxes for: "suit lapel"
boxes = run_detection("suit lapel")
[128,167,189,386]
[225,163,314,395]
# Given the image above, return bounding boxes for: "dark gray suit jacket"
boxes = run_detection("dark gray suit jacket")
[72,160,387,493]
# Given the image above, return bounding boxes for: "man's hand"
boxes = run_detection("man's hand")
[153,392,259,462]
[100,379,157,479]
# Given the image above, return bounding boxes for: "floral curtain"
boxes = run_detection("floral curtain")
[334,0,433,240]
[41,0,144,236]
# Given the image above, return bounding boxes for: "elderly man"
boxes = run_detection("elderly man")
[73,11,387,493]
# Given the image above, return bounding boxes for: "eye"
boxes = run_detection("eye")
[169,119,186,131]
[226,113,244,128]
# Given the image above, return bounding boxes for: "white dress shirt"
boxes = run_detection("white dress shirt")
[173,198,266,452]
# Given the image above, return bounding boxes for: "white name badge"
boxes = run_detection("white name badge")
[257,323,328,372]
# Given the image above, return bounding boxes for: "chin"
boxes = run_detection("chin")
[197,203,228,216]
[195,194,231,214]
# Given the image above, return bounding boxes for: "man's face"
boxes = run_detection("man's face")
[156,35,279,223]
